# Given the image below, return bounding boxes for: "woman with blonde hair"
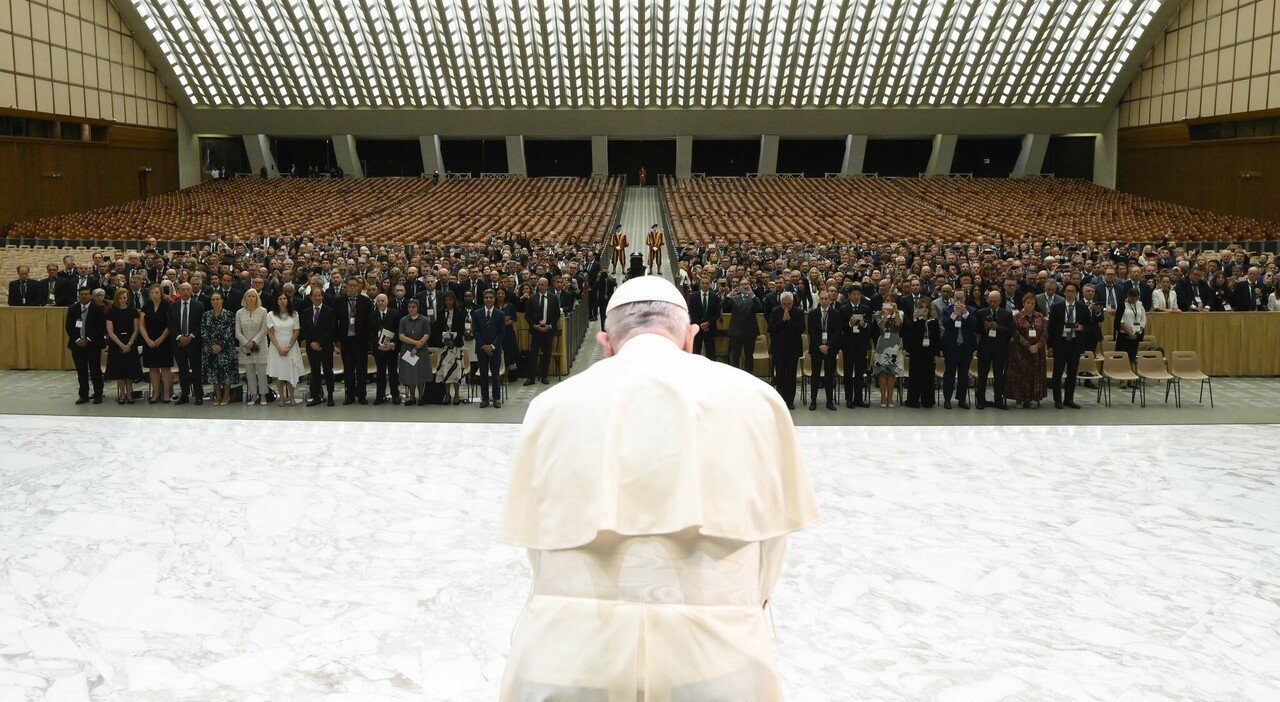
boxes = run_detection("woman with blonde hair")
[236,288,270,405]
[873,301,905,407]
[104,288,142,404]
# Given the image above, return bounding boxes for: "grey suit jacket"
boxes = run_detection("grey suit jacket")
[1035,293,1063,316]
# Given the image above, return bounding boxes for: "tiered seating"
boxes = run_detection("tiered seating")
[4,178,434,241]
[345,177,623,245]
[897,178,1279,242]
[663,177,1280,246]
[663,177,987,246]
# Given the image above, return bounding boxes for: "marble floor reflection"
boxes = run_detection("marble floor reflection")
[0,415,1278,701]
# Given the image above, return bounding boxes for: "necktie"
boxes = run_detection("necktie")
[821,309,827,331]
[1107,288,1115,308]
[702,293,708,312]
[181,301,189,334]
[313,307,320,326]
[80,304,88,339]
[20,281,26,297]
[540,295,547,323]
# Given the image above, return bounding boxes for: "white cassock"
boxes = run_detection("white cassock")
[500,332,820,701]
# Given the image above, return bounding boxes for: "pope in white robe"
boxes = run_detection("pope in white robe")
[500,276,820,701]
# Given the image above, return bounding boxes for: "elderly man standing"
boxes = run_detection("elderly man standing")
[767,290,805,409]
[501,276,818,700]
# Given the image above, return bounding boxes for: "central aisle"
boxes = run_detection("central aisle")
[1,415,1278,700]
[614,186,671,280]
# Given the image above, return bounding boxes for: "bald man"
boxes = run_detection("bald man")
[974,289,1013,410]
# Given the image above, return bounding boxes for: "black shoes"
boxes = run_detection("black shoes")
[343,397,355,405]
[943,399,952,409]
[540,377,550,384]
[785,401,795,410]
[193,397,203,406]
[826,401,837,411]
[808,400,818,411]
[91,396,103,404]
[392,396,401,405]
[1064,401,1081,409]
[307,397,323,407]
[1054,400,1064,409]
[75,397,89,405]
[174,397,189,406]
[523,378,536,386]
[373,396,386,406]
[480,400,490,408]
[326,398,335,407]
[357,397,368,405]
[957,401,970,409]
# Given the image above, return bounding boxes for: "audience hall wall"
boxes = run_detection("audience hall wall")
[1118,122,1280,224]
[0,120,178,228]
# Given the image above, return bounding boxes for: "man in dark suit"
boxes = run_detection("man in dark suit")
[688,275,721,360]
[37,264,60,306]
[806,290,842,411]
[301,286,338,406]
[167,282,205,405]
[591,271,617,328]
[524,277,560,386]
[767,291,805,410]
[472,289,508,408]
[1048,282,1091,409]
[127,277,148,311]
[335,277,373,404]
[724,279,763,372]
[1175,267,1213,312]
[368,293,402,405]
[1122,267,1153,312]
[838,285,877,408]
[8,266,43,306]
[896,278,926,315]
[66,287,105,404]
[974,290,1014,410]
[940,296,977,409]
[416,277,443,325]
[57,264,97,307]
[1229,270,1257,311]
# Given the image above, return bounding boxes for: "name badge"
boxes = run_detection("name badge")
[987,329,997,338]
[954,320,963,328]
[922,338,931,347]
[884,331,891,339]
[75,320,84,329]
[821,332,828,343]
[1028,329,1037,339]
[851,326,860,333]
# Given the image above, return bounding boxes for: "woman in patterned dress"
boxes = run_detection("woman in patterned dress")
[1006,293,1048,408]
[873,302,905,408]
[200,292,238,406]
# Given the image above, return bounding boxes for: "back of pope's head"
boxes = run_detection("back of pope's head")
[501,274,819,550]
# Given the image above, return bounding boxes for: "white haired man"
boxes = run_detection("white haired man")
[500,276,818,700]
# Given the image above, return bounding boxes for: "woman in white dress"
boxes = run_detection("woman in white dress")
[266,293,305,406]
[235,288,270,405]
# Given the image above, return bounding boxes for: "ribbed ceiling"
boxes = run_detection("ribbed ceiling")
[128,0,1168,109]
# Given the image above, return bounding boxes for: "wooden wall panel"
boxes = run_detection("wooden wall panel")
[0,126,178,229]
[1117,129,1280,225]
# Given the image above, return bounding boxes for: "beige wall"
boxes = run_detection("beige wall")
[1121,0,1280,127]
[0,0,176,128]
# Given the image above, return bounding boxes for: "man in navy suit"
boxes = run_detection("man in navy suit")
[806,290,842,411]
[472,289,507,408]
[66,287,105,404]
[301,286,338,406]
[940,296,977,409]
[166,282,205,405]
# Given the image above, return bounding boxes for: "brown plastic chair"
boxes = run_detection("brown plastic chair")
[1100,351,1139,407]
[1134,350,1173,407]
[1169,351,1213,408]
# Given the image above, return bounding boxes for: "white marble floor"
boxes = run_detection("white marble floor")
[0,416,1278,701]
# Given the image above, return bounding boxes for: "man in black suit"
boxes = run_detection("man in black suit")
[301,286,338,406]
[766,291,805,410]
[974,290,1014,410]
[336,277,372,404]
[591,271,617,328]
[838,285,876,408]
[524,277,560,385]
[1229,268,1258,311]
[416,277,443,325]
[724,279,763,372]
[37,264,60,306]
[1175,267,1213,312]
[66,287,105,404]
[896,278,926,315]
[368,293,402,405]
[8,266,43,306]
[1048,282,1090,410]
[57,264,97,307]
[688,274,721,360]
[807,290,842,411]
[127,276,148,311]
[167,282,205,405]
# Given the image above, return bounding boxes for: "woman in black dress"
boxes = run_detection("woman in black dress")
[495,288,519,381]
[139,284,174,403]
[901,297,941,408]
[104,289,143,404]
